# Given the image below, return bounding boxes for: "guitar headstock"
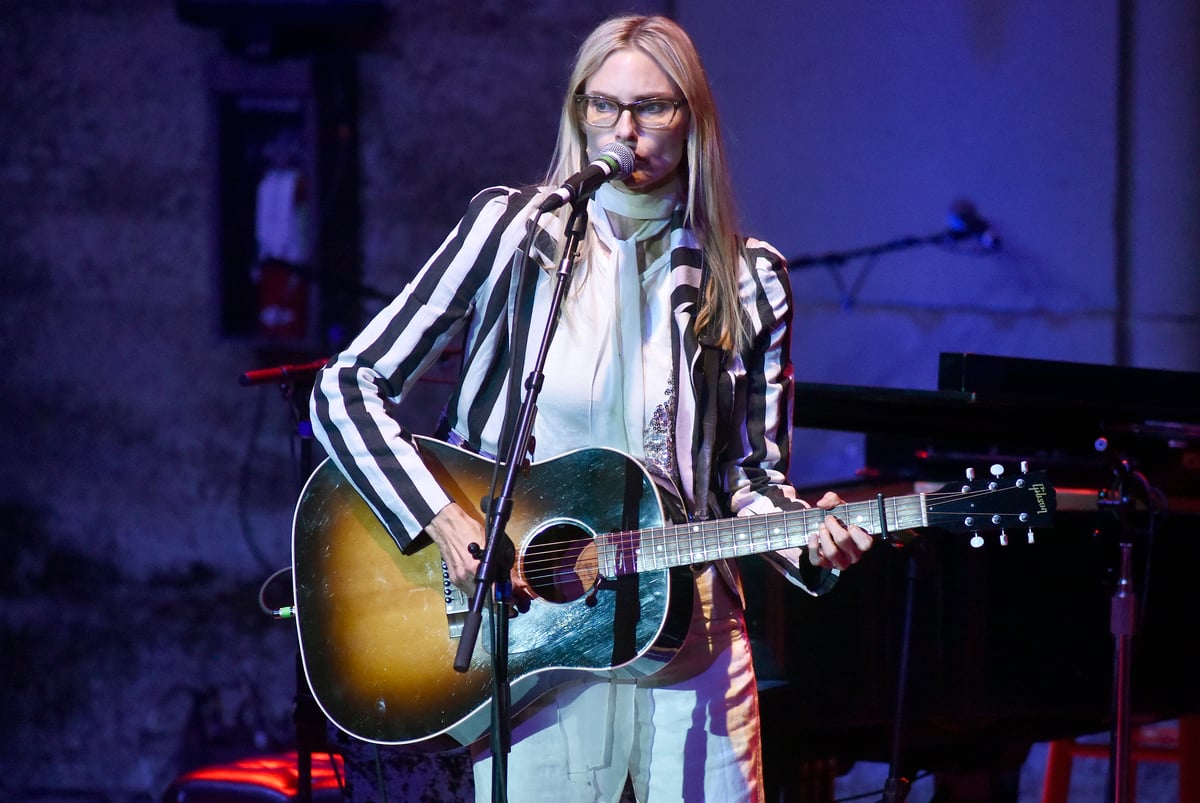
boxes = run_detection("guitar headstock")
[926,463,1056,547]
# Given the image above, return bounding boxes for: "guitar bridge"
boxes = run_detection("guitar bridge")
[443,561,469,639]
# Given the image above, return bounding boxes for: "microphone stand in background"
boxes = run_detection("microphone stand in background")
[240,358,328,803]
[1098,459,1160,803]
[788,200,1001,272]
[791,201,1000,803]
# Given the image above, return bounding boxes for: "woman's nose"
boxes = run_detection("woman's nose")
[613,108,638,139]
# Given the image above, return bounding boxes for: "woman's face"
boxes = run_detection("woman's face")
[581,48,689,193]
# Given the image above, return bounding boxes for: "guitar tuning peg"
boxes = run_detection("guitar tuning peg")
[970,533,984,549]
[1027,528,1036,545]
[999,530,1009,546]
[1020,460,1029,474]
[990,464,1004,478]
[966,467,977,481]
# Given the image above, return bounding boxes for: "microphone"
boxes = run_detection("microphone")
[538,143,636,212]
[947,199,1001,251]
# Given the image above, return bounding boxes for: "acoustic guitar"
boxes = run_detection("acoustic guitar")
[292,435,1055,748]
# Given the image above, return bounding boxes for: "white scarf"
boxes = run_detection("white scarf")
[534,181,681,458]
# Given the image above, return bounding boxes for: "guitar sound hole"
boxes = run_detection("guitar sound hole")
[520,522,598,604]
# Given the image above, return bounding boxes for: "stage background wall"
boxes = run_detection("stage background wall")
[0,0,1194,798]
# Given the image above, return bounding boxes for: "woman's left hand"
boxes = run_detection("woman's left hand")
[806,492,874,570]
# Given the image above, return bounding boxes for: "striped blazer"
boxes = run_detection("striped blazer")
[310,186,835,596]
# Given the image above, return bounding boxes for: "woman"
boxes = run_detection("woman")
[311,14,872,802]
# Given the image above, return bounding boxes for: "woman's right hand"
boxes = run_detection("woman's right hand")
[425,502,535,603]
[425,502,487,595]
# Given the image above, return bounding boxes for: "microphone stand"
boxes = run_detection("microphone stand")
[452,202,591,803]
[240,360,327,803]
[879,497,929,803]
[1098,460,1152,803]
[788,225,996,271]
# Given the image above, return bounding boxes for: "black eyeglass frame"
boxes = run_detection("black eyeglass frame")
[572,94,688,129]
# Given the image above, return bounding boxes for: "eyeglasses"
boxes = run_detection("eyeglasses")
[573,94,687,129]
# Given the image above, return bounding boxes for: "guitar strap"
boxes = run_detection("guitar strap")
[691,256,744,606]
[689,251,732,523]
[690,341,723,523]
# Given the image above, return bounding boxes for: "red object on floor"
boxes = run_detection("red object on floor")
[163,752,344,802]
[1040,715,1199,803]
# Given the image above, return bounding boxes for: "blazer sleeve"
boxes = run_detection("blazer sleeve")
[722,238,839,596]
[308,187,535,552]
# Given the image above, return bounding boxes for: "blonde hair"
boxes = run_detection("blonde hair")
[545,15,747,352]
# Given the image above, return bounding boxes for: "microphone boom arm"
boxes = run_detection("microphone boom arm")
[788,227,982,270]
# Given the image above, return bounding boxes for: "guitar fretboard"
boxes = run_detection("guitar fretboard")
[595,494,928,576]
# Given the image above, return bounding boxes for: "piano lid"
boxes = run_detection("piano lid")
[938,352,1200,426]
[795,353,1200,437]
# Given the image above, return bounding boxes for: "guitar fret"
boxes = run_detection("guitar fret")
[897,497,913,530]
[597,484,1041,577]
[690,522,704,563]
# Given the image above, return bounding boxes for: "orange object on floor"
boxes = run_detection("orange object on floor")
[1040,715,1199,803]
[163,751,344,802]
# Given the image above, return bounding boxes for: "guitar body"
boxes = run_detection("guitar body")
[292,436,695,748]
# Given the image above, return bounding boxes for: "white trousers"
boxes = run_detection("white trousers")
[472,565,764,803]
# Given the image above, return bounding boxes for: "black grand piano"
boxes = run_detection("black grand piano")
[749,353,1200,798]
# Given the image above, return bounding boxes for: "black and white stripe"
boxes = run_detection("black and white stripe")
[311,186,817,598]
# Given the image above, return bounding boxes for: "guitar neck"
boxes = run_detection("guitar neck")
[596,493,927,575]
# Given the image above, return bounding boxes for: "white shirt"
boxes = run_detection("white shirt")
[533,187,677,475]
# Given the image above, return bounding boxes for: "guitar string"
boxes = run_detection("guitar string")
[516,487,1033,575]
[514,486,1035,584]
[515,486,1029,578]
